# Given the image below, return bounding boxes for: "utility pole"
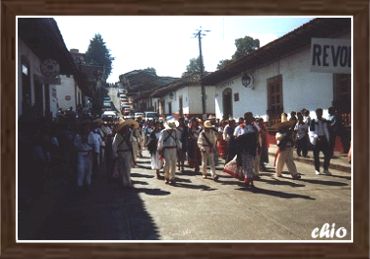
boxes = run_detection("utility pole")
[194,28,210,115]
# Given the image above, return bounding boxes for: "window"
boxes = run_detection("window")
[234,93,239,102]
[222,88,233,119]
[267,75,283,125]
[179,96,183,116]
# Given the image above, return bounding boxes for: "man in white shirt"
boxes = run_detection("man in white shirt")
[158,119,182,184]
[198,120,218,180]
[309,108,331,175]
[233,117,245,137]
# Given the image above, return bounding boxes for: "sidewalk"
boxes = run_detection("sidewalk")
[268,144,351,173]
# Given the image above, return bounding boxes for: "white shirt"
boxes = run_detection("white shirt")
[294,123,308,140]
[158,129,182,150]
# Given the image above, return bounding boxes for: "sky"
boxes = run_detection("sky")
[54,16,314,83]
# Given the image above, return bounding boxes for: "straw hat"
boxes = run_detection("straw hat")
[203,120,214,129]
[165,118,179,129]
[117,118,139,131]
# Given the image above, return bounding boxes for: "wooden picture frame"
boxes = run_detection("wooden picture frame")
[1,0,369,258]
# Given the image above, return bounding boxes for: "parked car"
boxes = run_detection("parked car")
[134,112,144,119]
[144,111,159,121]
[103,101,112,109]
[124,114,134,119]
[101,110,117,121]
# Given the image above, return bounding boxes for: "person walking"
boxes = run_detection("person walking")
[256,118,269,171]
[112,119,137,188]
[187,117,202,173]
[92,119,104,177]
[146,121,164,179]
[158,118,182,184]
[294,112,309,157]
[328,106,347,158]
[73,120,96,191]
[176,117,188,173]
[131,123,143,160]
[309,108,331,175]
[233,117,245,137]
[236,112,259,186]
[217,119,228,160]
[223,118,237,163]
[274,113,301,180]
[198,120,218,180]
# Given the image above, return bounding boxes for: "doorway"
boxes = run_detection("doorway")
[179,96,183,117]
[222,88,233,119]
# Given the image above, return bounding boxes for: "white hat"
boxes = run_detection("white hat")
[165,118,179,129]
[203,120,214,129]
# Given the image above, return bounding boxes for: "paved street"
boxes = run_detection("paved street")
[18,149,351,241]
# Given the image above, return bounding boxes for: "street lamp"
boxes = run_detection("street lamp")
[194,27,210,115]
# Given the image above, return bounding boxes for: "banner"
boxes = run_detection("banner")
[310,38,351,74]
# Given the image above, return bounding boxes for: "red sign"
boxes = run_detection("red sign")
[65,95,71,101]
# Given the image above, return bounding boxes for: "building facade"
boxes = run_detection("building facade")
[151,75,215,117]
[203,18,351,127]
[18,18,82,120]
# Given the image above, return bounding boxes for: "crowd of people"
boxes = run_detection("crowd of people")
[18,105,351,207]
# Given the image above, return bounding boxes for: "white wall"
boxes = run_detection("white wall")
[54,75,77,111]
[214,33,350,121]
[176,87,190,114]
[18,39,43,118]
[188,85,215,115]
[161,85,215,115]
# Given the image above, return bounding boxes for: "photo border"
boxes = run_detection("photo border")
[2,0,369,258]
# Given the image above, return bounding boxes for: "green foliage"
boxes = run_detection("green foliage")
[182,57,201,77]
[232,36,260,60]
[143,67,157,76]
[217,59,232,70]
[216,35,260,70]
[85,34,114,80]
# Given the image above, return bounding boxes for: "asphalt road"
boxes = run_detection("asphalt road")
[18,150,351,241]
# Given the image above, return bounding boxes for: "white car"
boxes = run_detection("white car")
[144,111,159,121]
[134,112,144,119]
[101,111,117,121]
[124,114,134,119]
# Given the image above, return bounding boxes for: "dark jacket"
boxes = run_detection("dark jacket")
[236,131,258,157]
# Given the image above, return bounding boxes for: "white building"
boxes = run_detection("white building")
[151,75,215,117]
[51,75,83,111]
[203,18,351,127]
[18,18,83,120]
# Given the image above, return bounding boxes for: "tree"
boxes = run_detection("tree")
[85,34,114,80]
[216,35,260,71]
[231,36,260,60]
[182,57,201,77]
[143,67,157,76]
[217,59,232,70]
